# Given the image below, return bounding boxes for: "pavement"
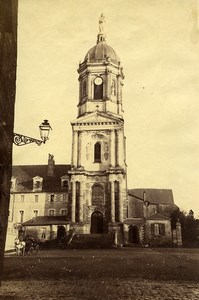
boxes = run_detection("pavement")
[0,279,199,300]
[1,248,199,299]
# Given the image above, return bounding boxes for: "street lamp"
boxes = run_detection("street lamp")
[13,120,52,146]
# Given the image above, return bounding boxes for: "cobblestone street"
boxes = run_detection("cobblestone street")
[0,279,199,300]
[1,248,199,299]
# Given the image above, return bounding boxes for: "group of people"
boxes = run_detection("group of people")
[14,238,26,256]
[14,235,39,256]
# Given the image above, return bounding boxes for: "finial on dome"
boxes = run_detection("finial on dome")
[97,13,106,44]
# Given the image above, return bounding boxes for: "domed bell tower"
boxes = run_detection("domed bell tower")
[77,13,124,118]
[69,14,127,237]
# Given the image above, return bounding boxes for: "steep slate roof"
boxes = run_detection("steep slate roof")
[123,218,144,225]
[128,188,174,205]
[12,164,71,193]
[146,212,170,220]
[23,216,69,226]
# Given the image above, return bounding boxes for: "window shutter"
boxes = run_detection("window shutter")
[151,224,155,235]
[161,224,165,235]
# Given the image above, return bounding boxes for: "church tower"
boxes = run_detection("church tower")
[69,15,127,236]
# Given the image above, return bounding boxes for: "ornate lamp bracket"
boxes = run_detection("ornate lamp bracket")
[13,133,43,146]
[13,120,51,146]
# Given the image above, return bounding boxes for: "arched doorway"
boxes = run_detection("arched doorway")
[91,211,103,234]
[129,225,139,243]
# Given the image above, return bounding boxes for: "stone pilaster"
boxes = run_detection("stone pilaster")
[118,181,123,222]
[71,181,76,222]
[110,129,116,167]
[87,71,91,99]
[79,181,84,222]
[110,181,115,222]
[106,69,111,99]
[77,131,82,168]
[117,128,124,167]
[72,131,78,168]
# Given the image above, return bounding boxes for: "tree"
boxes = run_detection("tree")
[171,208,199,247]
[0,0,18,283]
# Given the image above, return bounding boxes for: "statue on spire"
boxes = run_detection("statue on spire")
[99,13,105,34]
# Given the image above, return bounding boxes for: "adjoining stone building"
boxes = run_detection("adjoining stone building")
[6,155,71,249]
[126,189,179,246]
[6,15,181,249]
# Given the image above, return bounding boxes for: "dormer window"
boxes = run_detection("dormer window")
[62,180,68,191]
[33,176,43,191]
[61,176,69,191]
[35,181,40,189]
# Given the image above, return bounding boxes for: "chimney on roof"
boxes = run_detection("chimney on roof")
[47,154,55,176]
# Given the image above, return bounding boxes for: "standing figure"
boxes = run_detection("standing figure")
[99,13,105,33]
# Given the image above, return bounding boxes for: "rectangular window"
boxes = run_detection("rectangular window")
[41,227,46,239]
[33,210,38,217]
[159,223,165,235]
[21,195,25,202]
[151,223,165,236]
[49,210,55,216]
[62,194,67,202]
[35,195,39,203]
[50,194,55,202]
[19,210,24,223]
[61,210,67,216]
[35,181,40,189]
[62,180,68,191]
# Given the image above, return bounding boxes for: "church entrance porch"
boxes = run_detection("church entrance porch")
[90,211,103,234]
[57,225,66,242]
[129,225,139,244]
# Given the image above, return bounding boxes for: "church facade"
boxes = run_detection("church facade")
[6,16,182,250]
[68,15,127,236]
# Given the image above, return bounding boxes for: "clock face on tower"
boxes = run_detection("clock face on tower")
[94,77,103,85]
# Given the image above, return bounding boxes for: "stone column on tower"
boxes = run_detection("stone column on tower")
[79,181,84,222]
[71,181,76,222]
[87,71,91,99]
[110,181,115,222]
[116,75,120,103]
[118,181,123,222]
[72,130,78,168]
[116,128,124,167]
[106,69,111,99]
[77,131,82,168]
[110,129,116,168]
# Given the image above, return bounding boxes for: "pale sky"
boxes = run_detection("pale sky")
[13,0,199,216]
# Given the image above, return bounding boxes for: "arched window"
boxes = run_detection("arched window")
[94,83,103,99]
[94,142,101,162]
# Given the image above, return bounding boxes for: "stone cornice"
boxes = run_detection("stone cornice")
[71,120,122,126]
[68,167,126,177]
